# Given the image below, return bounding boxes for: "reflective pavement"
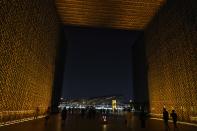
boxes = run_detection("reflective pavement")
[0,114,197,131]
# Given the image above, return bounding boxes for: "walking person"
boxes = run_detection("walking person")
[163,108,170,131]
[170,110,178,131]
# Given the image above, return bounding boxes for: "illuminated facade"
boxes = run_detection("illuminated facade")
[112,100,117,111]
[0,0,60,123]
[145,0,197,122]
[0,0,196,124]
[56,0,166,30]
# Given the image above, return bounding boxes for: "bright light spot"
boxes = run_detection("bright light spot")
[103,116,107,122]
[103,124,107,131]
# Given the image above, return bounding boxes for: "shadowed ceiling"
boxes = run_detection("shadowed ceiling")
[56,0,166,30]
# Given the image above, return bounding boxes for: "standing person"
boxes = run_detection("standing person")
[61,107,67,123]
[106,109,110,118]
[68,107,71,114]
[88,107,91,119]
[81,108,85,119]
[34,107,39,119]
[71,107,74,115]
[126,109,132,129]
[170,110,178,131]
[140,109,147,128]
[163,108,170,131]
[92,107,96,119]
[45,107,51,125]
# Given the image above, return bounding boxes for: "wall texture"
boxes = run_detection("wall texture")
[56,0,165,30]
[0,0,60,122]
[145,0,197,122]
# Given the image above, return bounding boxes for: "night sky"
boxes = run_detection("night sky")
[62,26,141,100]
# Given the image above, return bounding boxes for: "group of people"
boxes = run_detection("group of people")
[163,108,178,131]
[34,106,178,130]
[60,106,111,123]
[124,107,178,130]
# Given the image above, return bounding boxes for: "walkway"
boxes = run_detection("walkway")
[0,114,196,131]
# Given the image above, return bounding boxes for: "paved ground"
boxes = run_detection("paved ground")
[0,114,197,131]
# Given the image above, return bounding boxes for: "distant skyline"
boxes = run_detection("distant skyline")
[62,26,141,100]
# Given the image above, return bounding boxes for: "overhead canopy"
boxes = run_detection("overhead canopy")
[56,0,165,30]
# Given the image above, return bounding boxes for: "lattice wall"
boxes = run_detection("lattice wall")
[0,0,59,122]
[56,0,165,30]
[145,0,197,122]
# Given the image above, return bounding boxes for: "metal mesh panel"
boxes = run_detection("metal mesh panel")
[0,0,59,123]
[145,0,197,122]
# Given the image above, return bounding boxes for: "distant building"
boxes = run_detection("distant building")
[59,95,125,110]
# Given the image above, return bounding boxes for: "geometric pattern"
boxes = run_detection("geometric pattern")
[145,0,197,122]
[56,0,166,30]
[0,0,196,124]
[0,0,59,122]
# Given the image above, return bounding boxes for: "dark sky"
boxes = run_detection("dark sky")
[62,26,140,100]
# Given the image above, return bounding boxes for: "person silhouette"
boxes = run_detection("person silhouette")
[163,108,170,131]
[170,110,178,131]
[126,109,132,129]
[140,109,147,128]
[45,107,51,125]
[61,107,67,124]
[34,107,39,119]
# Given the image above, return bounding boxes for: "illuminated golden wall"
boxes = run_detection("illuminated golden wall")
[145,0,197,122]
[56,0,165,30]
[0,0,60,122]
